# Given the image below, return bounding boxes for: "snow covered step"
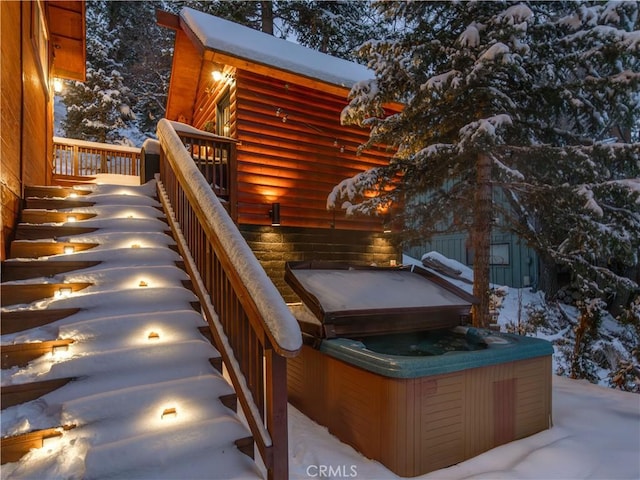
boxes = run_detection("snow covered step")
[25,198,95,209]
[14,224,99,240]
[0,309,82,335]
[1,339,74,369]
[1,426,76,465]
[1,260,101,281]
[0,282,93,307]
[24,186,92,199]
[9,241,99,258]
[20,210,97,224]
[2,377,76,409]
[82,418,261,480]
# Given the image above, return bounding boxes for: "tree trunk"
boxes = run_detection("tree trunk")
[472,153,492,328]
[261,1,274,35]
[538,252,559,300]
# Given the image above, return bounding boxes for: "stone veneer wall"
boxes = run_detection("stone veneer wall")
[240,225,401,303]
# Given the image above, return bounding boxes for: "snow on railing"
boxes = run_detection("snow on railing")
[53,137,141,177]
[156,118,301,480]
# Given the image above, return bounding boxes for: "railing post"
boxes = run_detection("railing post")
[265,349,288,480]
[73,145,79,176]
[100,151,107,173]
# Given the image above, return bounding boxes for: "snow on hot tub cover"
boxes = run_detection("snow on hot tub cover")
[285,262,478,339]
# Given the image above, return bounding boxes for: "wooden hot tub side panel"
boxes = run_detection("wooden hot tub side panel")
[514,356,553,438]
[287,345,552,478]
[287,343,327,424]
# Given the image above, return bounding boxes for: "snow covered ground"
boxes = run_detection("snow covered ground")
[2,179,638,479]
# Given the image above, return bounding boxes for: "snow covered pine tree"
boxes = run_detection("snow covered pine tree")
[62,0,135,145]
[329,1,640,328]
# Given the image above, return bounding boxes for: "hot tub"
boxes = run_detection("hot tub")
[285,262,553,477]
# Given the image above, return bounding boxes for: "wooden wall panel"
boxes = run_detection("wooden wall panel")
[234,70,391,231]
[1,1,23,259]
[21,1,48,189]
[188,67,393,232]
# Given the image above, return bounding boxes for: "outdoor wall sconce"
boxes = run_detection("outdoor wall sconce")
[211,69,223,81]
[131,243,141,249]
[68,192,78,198]
[269,203,281,226]
[139,280,148,287]
[66,215,77,223]
[63,246,75,254]
[147,331,160,341]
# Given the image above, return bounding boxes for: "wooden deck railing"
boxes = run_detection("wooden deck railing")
[156,119,302,480]
[53,137,141,177]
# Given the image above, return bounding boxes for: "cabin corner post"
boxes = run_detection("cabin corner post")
[265,347,288,480]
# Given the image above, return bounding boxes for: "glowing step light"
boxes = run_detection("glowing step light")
[161,407,177,420]
[56,287,73,298]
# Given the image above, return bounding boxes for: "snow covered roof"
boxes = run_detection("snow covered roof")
[180,7,373,89]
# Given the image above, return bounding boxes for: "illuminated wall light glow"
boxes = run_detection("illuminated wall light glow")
[68,192,78,198]
[66,215,77,223]
[131,244,141,249]
[211,70,223,81]
[161,407,178,420]
[139,280,148,287]
[63,246,75,254]
[53,78,63,93]
[147,331,160,341]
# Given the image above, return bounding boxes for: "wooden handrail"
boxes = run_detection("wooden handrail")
[156,119,301,480]
[52,137,141,177]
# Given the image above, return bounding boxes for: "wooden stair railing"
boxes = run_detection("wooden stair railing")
[157,119,302,480]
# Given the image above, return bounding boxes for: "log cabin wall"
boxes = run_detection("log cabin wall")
[1,1,51,260]
[191,67,393,232]
[188,66,400,294]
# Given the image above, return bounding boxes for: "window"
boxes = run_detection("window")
[216,91,230,137]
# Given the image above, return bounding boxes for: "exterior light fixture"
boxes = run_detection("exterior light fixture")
[269,203,281,226]
[147,331,160,340]
[68,192,78,198]
[161,407,177,420]
[53,77,63,93]
[63,246,75,254]
[211,70,223,81]
[131,243,141,249]
[66,215,77,223]
[139,280,148,287]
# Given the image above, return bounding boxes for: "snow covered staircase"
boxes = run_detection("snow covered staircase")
[1,182,263,478]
